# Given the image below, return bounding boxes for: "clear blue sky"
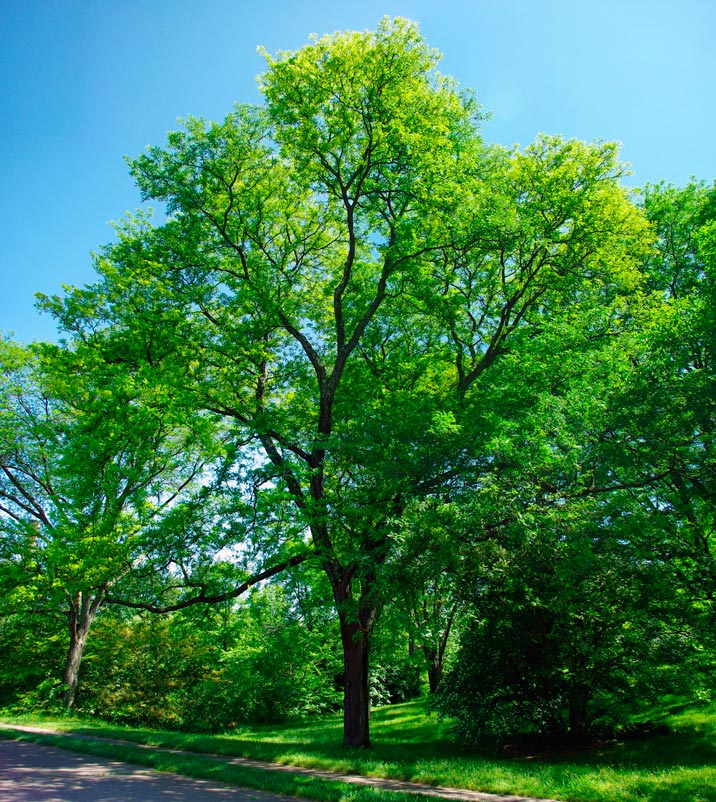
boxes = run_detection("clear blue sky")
[2,0,714,344]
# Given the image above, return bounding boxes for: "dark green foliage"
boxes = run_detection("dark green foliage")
[436,521,703,743]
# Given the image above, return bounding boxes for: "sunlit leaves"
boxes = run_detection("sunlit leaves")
[23,17,681,741]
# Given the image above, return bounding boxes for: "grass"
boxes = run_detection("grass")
[2,699,716,802]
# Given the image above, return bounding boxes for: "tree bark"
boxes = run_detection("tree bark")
[62,628,88,709]
[328,562,377,748]
[422,601,457,694]
[425,648,442,695]
[62,589,104,709]
[340,615,372,747]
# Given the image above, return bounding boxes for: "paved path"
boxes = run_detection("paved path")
[0,724,560,802]
[0,738,297,802]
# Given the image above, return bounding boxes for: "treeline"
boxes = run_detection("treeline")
[0,567,423,731]
[0,18,714,746]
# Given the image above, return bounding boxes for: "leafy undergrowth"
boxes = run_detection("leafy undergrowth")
[2,699,716,802]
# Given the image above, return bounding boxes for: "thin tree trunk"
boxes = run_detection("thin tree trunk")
[568,688,590,741]
[422,600,457,694]
[425,648,442,695]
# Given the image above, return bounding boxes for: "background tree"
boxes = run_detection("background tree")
[0,339,210,708]
[433,181,716,742]
[386,499,466,694]
[436,494,699,743]
[618,181,716,606]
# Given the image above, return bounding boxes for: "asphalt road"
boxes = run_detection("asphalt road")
[0,738,296,802]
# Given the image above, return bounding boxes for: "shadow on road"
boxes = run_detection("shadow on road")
[0,738,293,802]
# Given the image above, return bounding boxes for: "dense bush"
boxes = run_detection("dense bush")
[0,612,67,713]
[436,529,704,743]
[76,584,343,731]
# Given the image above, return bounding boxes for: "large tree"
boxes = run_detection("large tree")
[632,181,716,601]
[434,179,716,742]
[44,19,651,745]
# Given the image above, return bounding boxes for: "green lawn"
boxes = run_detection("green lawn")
[2,700,716,802]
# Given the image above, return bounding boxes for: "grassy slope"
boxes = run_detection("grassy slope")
[2,700,716,802]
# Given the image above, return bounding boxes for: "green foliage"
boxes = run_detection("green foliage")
[0,338,216,707]
[5,17,711,752]
[206,584,343,726]
[0,611,67,712]
[627,180,716,604]
[369,610,423,705]
[383,498,466,694]
[369,660,422,707]
[436,516,702,743]
[428,178,716,745]
[76,581,342,731]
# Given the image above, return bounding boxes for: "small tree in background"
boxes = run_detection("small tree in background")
[436,496,701,743]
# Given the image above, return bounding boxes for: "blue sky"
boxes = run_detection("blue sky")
[1,0,714,343]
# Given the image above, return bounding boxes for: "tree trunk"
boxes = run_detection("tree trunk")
[340,615,372,747]
[62,627,88,709]
[425,648,442,694]
[423,601,457,694]
[62,589,104,709]
[568,688,590,741]
[328,562,377,748]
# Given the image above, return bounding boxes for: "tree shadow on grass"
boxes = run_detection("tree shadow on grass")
[463,719,716,773]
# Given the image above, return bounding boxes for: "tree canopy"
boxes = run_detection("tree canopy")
[1,18,713,746]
